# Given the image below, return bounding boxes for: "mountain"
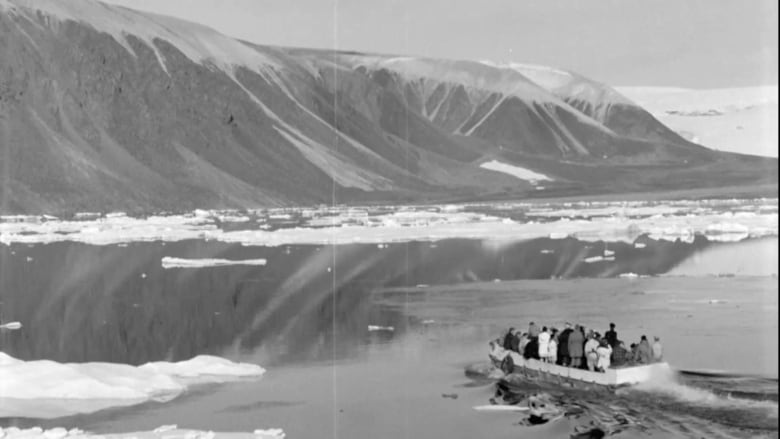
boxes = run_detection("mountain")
[617,86,778,158]
[0,0,775,214]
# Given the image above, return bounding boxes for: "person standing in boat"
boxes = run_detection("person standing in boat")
[605,323,618,348]
[568,324,584,368]
[652,336,663,362]
[548,329,558,364]
[524,333,540,359]
[637,335,652,364]
[596,339,613,372]
[518,332,530,356]
[629,343,639,363]
[538,326,551,362]
[611,341,631,366]
[584,331,600,371]
[557,322,573,366]
[503,327,516,351]
[528,321,539,340]
[510,329,522,353]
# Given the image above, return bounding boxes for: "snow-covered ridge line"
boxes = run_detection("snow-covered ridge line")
[0,427,285,439]
[0,200,775,246]
[0,353,265,418]
[161,257,267,268]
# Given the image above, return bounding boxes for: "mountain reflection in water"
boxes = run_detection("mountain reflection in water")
[0,235,768,366]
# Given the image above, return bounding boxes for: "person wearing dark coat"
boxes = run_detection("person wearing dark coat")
[557,323,573,366]
[524,336,540,360]
[567,324,585,368]
[605,323,618,348]
[503,328,516,351]
[510,331,522,352]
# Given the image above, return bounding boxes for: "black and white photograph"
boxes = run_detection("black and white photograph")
[0,0,777,438]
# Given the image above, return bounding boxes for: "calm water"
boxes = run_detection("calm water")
[0,236,777,438]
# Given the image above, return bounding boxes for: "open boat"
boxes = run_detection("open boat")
[490,345,669,387]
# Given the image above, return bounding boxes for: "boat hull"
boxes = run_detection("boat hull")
[491,348,669,386]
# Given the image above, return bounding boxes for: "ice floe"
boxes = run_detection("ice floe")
[584,255,615,263]
[0,353,265,418]
[161,257,267,268]
[0,427,285,439]
[368,325,395,332]
[0,200,775,247]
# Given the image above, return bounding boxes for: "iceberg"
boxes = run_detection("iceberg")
[0,353,265,418]
[161,257,267,268]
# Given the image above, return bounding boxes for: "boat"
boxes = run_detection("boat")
[489,345,670,387]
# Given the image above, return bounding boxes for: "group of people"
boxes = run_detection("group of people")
[497,321,663,373]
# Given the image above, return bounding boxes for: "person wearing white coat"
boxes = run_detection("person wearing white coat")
[584,333,600,371]
[537,327,551,362]
[547,333,558,364]
[596,339,613,372]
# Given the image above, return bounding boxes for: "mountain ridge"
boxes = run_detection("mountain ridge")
[0,0,775,214]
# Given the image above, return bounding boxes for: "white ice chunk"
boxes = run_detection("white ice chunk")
[161,257,267,269]
[0,201,775,247]
[0,353,265,419]
[368,325,394,332]
[0,427,285,439]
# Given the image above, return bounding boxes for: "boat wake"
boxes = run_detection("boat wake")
[466,363,778,438]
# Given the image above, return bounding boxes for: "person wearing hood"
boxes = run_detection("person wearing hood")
[567,324,585,368]
[557,322,573,366]
[637,335,652,364]
[652,336,663,362]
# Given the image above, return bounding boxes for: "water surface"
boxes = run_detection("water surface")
[0,236,776,438]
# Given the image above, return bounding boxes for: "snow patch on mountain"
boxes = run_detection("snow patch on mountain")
[479,160,553,182]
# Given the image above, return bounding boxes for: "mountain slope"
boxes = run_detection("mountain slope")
[0,0,775,214]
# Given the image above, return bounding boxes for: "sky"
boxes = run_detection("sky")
[101,0,778,88]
